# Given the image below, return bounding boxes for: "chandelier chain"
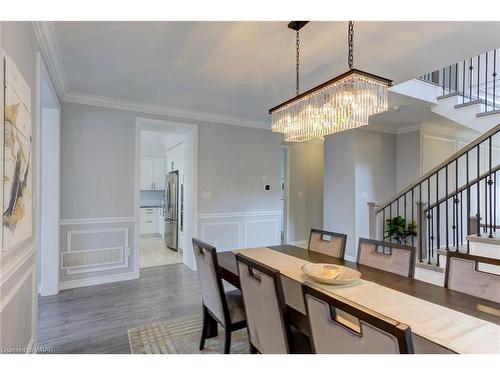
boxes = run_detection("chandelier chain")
[296,30,300,95]
[348,21,354,69]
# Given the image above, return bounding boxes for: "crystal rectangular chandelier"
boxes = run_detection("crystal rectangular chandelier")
[270,22,391,142]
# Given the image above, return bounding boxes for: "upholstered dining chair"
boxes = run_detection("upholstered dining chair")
[192,238,247,354]
[444,251,500,303]
[302,283,414,354]
[236,253,311,354]
[308,229,347,259]
[357,238,416,278]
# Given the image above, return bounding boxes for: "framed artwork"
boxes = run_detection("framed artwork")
[2,55,33,251]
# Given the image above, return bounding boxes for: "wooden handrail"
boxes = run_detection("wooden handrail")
[376,123,500,214]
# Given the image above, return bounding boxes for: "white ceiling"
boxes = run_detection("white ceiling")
[53,21,500,122]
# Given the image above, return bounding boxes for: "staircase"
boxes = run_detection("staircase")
[391,48,500,133]
[367,124,500,284]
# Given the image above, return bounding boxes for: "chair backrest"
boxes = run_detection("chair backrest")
[236,253,291,354]
[302,283,414,354]
[444,251,500,303]
[308,229,347,259]
[357,238,415,278]
[192,238,228,324]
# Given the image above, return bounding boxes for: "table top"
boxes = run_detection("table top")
[217,244,500,325]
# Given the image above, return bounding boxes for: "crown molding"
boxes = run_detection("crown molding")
[32,21,69,100]
[63,90,269,129]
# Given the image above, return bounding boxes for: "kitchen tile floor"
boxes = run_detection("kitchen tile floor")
[139,236,182,268]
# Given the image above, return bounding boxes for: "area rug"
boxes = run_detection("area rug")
[127,314,249,354]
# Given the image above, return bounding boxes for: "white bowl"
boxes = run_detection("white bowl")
[301,263,361,285]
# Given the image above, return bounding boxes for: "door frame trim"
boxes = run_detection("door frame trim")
[135,117,199,276]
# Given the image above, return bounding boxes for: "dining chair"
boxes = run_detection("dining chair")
[302,283,414,354]
[236,253,311,354]
[444,251,500,303]
[357,238,416,278]
[192,238,247,354]
[308,229,347,259]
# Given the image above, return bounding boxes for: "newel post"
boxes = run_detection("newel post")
[368,202,381,240]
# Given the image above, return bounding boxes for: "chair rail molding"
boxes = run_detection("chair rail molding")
[60,217,135,226]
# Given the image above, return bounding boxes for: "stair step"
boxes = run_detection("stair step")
[415,261,444,273]
[437,92,461,101]
[454,99,484,109]
[477,109,500,118]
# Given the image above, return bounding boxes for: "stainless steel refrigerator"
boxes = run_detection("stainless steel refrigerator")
[164,171,179,251]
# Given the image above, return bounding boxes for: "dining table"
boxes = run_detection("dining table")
[213,244,500,354]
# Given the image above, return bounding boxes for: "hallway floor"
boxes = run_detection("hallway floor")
[37,264,201,353]
[139,236,183,268]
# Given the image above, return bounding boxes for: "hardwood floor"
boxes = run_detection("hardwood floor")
[37,264,201,353]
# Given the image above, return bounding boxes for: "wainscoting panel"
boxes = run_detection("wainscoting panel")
[198,211,282,251]
[59,218,136,290]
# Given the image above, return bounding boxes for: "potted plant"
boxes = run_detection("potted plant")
[384,216,417,244]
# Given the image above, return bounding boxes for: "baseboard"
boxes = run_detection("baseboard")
[59,271,138,291]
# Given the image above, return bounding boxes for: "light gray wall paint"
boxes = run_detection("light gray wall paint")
[60,102,284,280]
[197,123,282,214]
[323,130,357,256]
[396,131,421,191]
[0,21,52,352]
[355,130,397,245]
[61,103,136,219]
[323,129,397,259]
[287,141,324,242]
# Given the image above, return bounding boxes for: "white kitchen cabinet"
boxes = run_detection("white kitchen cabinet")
[140,156,154,190]
[140,207,159,235]
[152,157,167,190]
[140,156,166,190]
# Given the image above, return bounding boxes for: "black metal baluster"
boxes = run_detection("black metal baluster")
[445,165,449,249]
[411,189,415,247]
[419,183,423,262]
[455,63,458,92]
[484,155,488,234]
[436,172,440,254]
[489,137,493,238]
[442,67,445,95]
[460,190,463,248]
[427,178,432,264]
[485,52,489,111]
[462,60,466,103]
[455,160,459,251]
[494,49,497,110]
[476,145,481,236]
[466,152,470,252]
[477,55,480,100]
[383,208,386,241]
[448,65,451,93]
[494,171,497,235]
[469,58,473,101]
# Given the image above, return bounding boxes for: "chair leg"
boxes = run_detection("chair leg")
[199,306,208,351]
[224,329,231,354]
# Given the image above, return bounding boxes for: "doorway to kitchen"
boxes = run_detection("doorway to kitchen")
[135,118,198,274]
